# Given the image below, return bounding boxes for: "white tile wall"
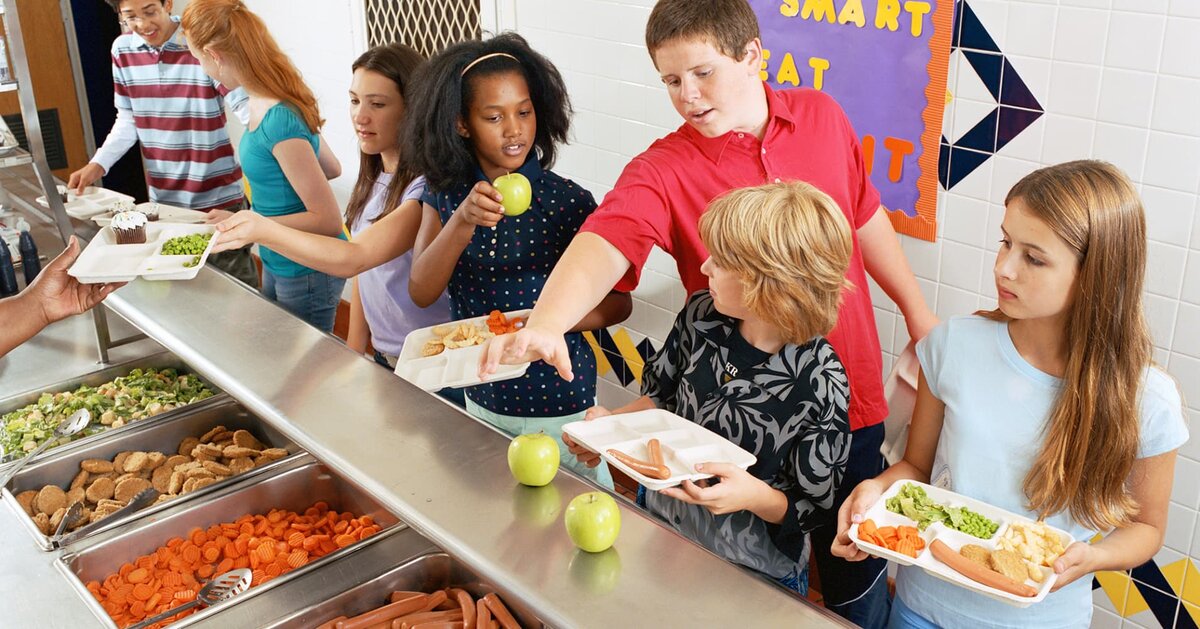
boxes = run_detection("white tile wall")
[495,0,1200,622]
[232,0,1200,620]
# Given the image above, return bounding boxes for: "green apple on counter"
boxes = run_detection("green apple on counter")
[565,491,621,553]
[493,172,532,216]
[507,432,560,487]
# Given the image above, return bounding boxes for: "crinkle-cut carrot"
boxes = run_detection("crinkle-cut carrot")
[202,546,220,562]
[287,531,305,548]
[334,534,356,548]
[196,564,214,579]
[267,510,283,524]
[257,542,276,562]
[287,549,308,568]
[265,562,282,578]
[131,583,154,602]
[146,592,162,611]
[173,589,196,601]
[127,568,149,584]
[129,599,146,618]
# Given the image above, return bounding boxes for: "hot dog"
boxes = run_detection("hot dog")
[335,594,430,629]
[409,623,464,629]
[646,438,665,468]
[606,448,670,480]
[930,539,1038,597]
[390,591,424,603]
[421,590,449,612]
[393,610,463,629]
[446,588,476,629]
[475,598,491,628]
[482,593,520,629]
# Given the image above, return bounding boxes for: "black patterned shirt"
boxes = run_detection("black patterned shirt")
[642,290,851,578]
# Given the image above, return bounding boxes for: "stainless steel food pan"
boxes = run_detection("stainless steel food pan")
[4,396,301,550]
[59,456,402,628]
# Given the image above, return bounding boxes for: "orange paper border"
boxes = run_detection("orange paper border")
[888,0,955,242]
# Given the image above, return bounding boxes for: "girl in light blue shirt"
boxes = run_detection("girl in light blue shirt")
[832,160,1188,629]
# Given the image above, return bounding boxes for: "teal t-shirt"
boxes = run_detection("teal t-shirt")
[239,102,344,277]
[899,315,1188,629]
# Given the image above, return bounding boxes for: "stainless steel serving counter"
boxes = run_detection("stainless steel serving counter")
[1,260,852,627]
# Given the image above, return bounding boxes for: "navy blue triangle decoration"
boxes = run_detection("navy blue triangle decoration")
[942,1,1043,191]
[953,0,1000,53]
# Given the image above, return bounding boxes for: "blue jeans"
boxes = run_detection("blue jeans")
[811,421,892,629]
[261,268,345,333]
[888,595,941,629]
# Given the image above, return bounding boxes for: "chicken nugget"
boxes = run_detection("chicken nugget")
[989,549,1030,582]
[959,544,992,568]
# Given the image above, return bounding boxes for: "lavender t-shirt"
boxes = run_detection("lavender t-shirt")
[350,174,450,355]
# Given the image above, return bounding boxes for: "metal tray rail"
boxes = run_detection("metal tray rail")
[0,350,227,465]
[59,457,403,629]
[3,397,302,550]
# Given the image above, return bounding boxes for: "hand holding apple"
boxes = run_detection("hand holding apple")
[564,491,621,553]
[507,432,560,487]
[455,180,506,227]
[492,172,532,216]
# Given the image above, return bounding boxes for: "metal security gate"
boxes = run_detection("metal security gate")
[364,0,480,57]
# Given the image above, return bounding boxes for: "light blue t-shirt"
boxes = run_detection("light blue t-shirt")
[240,102,345,277]
[349,175,450,355]
[900,315,1188,629]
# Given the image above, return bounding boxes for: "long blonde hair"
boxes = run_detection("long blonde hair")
[181,0,323,133]
[699,181,853,344]
[984,160,1149,530]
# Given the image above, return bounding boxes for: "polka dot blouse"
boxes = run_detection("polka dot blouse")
[420,155,599,418]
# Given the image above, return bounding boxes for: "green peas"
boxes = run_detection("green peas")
[161,232,213,256]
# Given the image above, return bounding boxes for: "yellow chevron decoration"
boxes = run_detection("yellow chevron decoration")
[584,326,657,388]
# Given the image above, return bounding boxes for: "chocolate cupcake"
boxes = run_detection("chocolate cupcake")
[110,210,148,244]
[143,203,160,221]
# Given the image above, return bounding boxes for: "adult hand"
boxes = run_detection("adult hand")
[657,463,769,516]
[67,163,105,196]
[1050,542,1097,591]
[211,210,267,252]
[561,405,610,469]
[480,324,574,382]
[454,181,505,228]
[830,478,887,561]
[29,236,123,325]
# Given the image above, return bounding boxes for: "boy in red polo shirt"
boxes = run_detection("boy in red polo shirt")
[484,1,936,624]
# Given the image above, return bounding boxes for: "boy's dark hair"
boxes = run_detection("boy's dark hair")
[105,0,165,13]
[645,0,760,63]
[402,32,571,191]
[345,42,426,230]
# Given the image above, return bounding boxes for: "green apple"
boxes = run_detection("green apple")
[568,547,622,594]
[564,491,621,553]
[511,483,562,527]
[507,432,560,487]
[493,172,532,216]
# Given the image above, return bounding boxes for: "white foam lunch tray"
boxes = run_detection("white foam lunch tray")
[849,479,1076,607]
[36,186,135,220]
[394,309,531,391]
[92,202,208,226]
[67,223,219,283]
[562,409,758,491]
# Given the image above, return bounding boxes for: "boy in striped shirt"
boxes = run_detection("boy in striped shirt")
[69,0,258,286]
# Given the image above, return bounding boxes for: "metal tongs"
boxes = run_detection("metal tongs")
[0,409,91,487]
[127,568,252,629]
[51,487,159,549]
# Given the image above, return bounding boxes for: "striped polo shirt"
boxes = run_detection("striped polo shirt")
[111,17,246,210]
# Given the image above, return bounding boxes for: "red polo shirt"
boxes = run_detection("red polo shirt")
[581,83,887,430]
